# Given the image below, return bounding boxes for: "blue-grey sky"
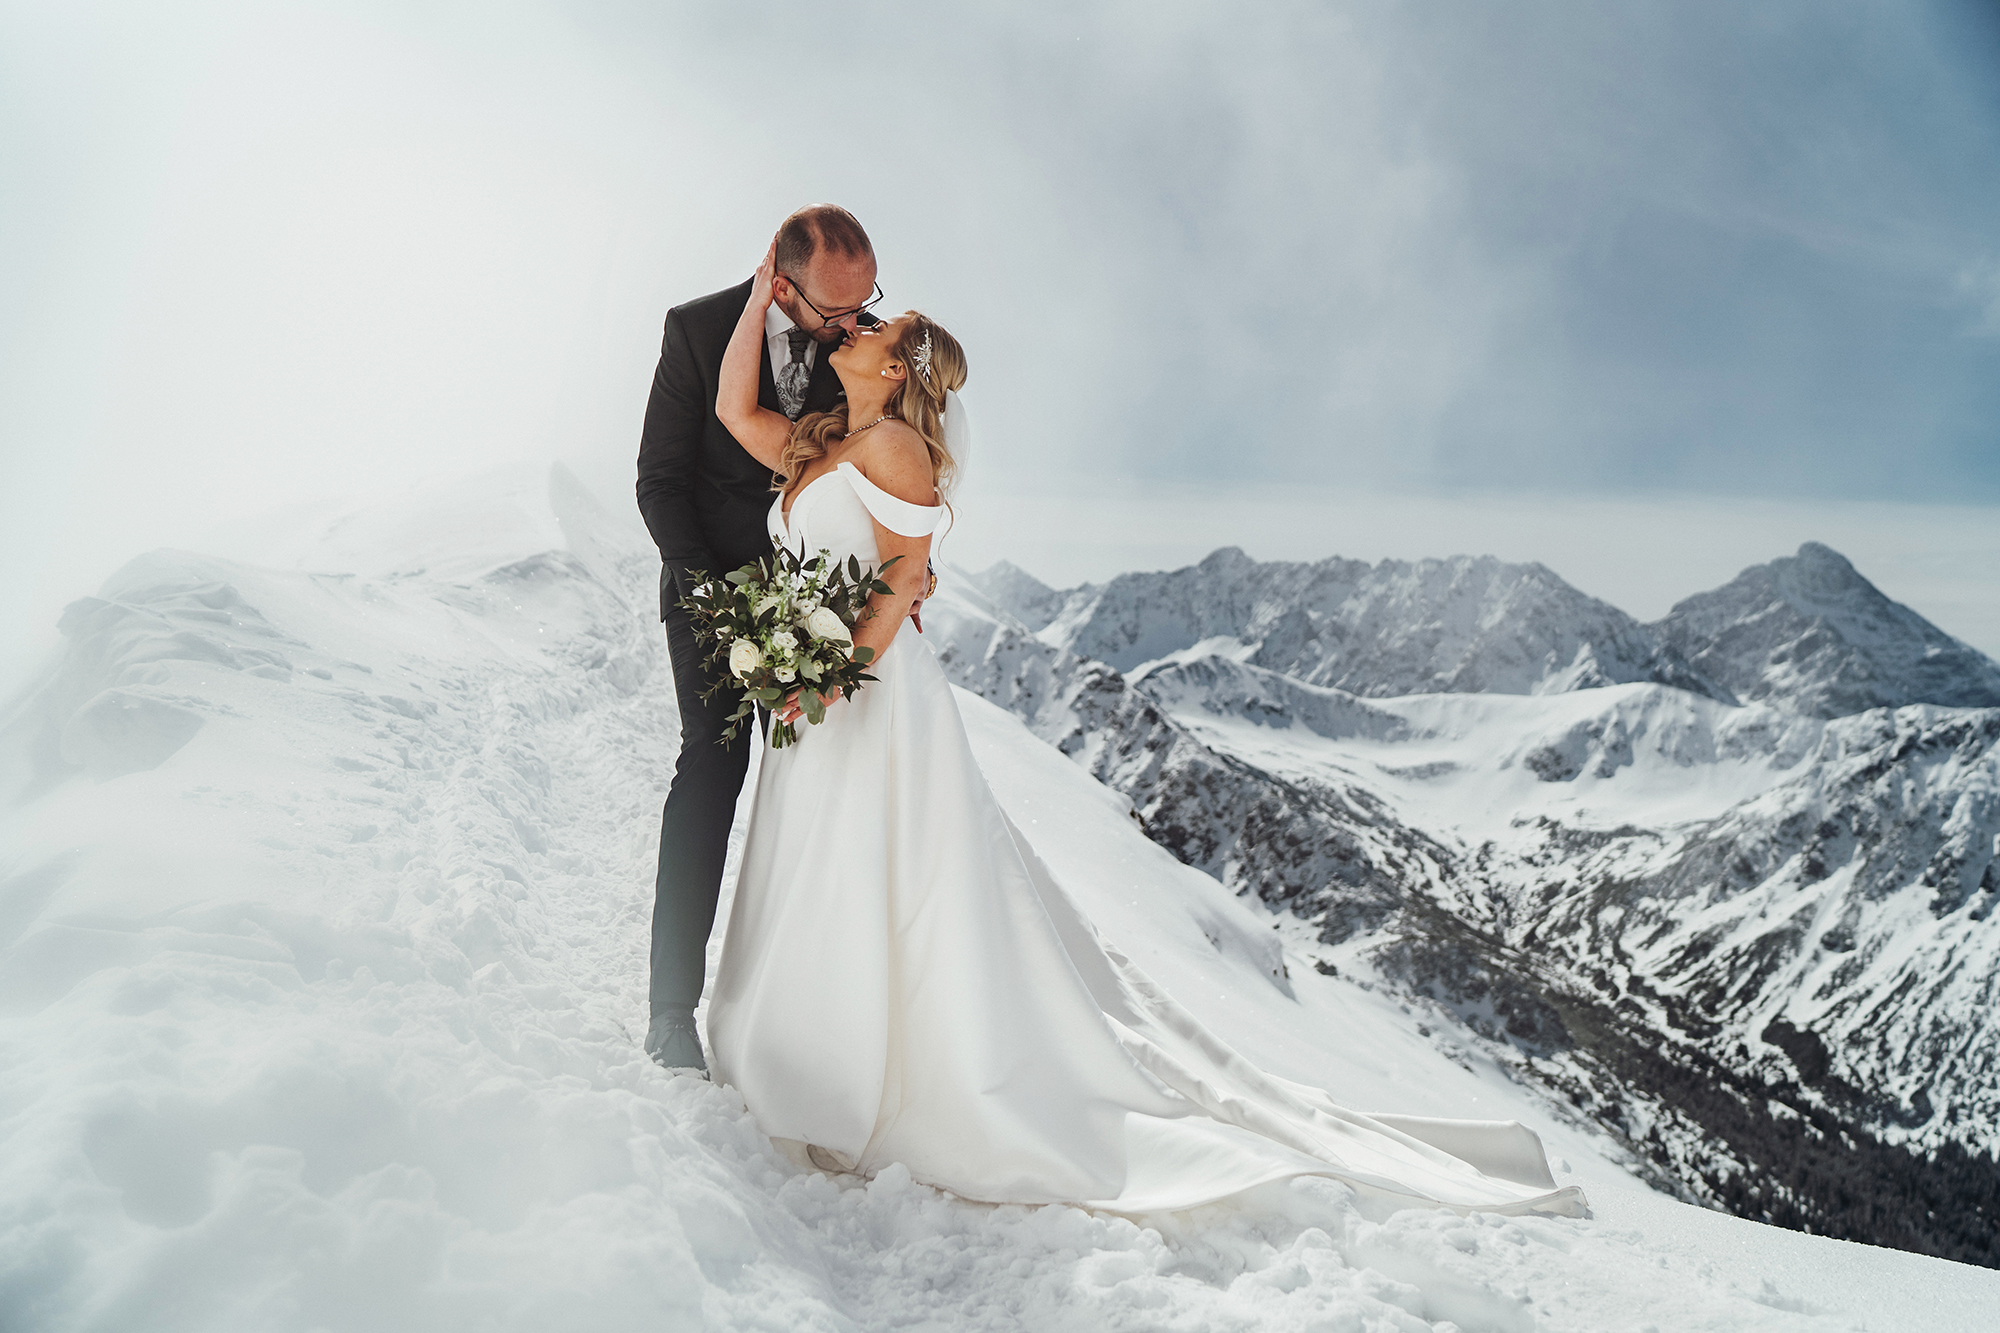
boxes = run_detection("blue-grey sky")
[4,0,1999,688]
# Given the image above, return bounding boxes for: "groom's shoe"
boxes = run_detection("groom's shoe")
[645,1007,708,1077]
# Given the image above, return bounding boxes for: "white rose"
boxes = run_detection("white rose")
[728,639,763,679]
[774,665,796,683]
[770,629,799,652]
[753,594,784,617]
[805,606,852,645]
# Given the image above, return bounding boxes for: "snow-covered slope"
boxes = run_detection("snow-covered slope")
[7,467,1994,1328]
[937,547,2000,1266]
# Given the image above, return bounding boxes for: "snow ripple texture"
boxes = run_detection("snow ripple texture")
[2,466,1993,1330]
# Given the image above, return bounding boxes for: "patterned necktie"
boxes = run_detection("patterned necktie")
[777,327,813,420]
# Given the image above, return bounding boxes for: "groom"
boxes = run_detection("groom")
[635,204,880,1072]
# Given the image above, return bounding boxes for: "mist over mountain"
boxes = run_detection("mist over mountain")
[934,541,2000,1265]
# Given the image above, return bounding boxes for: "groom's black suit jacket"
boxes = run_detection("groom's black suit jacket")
[636,277,846,620]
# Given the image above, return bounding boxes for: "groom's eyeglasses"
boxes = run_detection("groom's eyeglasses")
[790,280,886,332]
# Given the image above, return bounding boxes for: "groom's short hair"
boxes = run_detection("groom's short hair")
[775,205,873,279]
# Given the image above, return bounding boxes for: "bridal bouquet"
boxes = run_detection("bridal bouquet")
[679,546,902,749]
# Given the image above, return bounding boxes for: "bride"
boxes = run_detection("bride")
[698,246,1586,1218]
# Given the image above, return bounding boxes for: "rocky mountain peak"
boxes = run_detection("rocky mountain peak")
[1198,546,1256,571]
[1651,543,2000,718]
[1773,542,1901,617]
[970,561,1068,632]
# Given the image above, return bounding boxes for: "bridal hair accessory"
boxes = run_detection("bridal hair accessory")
[912,329,934,386]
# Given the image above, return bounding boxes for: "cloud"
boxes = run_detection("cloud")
[1958,258,2000,337]
[4,0,1998,690]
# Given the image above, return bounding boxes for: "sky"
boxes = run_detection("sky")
[5,0,2000,691]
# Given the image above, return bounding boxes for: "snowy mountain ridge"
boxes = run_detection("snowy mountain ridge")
[1019,547,1729,702]
[995,542,2000,717]
[934,543,2000,1265]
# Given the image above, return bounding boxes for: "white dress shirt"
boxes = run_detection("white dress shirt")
[765,302,816,376]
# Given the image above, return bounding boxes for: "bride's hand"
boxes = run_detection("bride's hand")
[750,237,779,311]
[776,685,839,727]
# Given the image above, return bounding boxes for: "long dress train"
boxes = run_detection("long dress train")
[706,462,1587,1217]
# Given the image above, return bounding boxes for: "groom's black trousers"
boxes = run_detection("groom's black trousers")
[638,277,841,1018]
[649,599,752,1015]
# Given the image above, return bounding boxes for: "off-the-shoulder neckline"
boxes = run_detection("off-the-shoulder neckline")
[836,460,942,513]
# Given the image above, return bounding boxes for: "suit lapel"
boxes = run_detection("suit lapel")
[757,328,781,416]
[757,349,781,414]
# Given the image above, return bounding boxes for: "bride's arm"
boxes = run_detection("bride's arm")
[714,240,793,471]
[851,531,932,662]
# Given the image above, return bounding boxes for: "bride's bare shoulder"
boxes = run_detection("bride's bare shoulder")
[850,423,937,505]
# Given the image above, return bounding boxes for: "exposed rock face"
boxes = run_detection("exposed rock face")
[924,586,1436,931]
[1649,542,2000,719]
[932,545,2000,1265]
[989,547,1729,701]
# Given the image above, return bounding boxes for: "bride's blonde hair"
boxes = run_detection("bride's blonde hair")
[776,312,967,499]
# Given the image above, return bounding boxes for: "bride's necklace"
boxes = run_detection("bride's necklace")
[845,413,893,439]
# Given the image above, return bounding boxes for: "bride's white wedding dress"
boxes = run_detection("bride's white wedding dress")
[706,462,1587,1218]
